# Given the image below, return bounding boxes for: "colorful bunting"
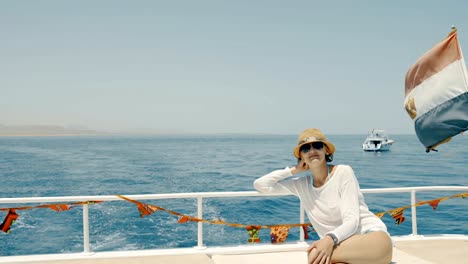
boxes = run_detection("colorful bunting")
[270,226,290,244]
[0,201,102,234]
[0,209,19,233]
[390,208,406,225]
[246,225,261,243]
[110,193,468,242]
[47,204,72,212]
[375,212,386,219]
[178,215,189,223]
[0,192,466,240]
[0,205,34,211]
[0,201,102,213]
[189,217,203,223]
[116,195,160,218]
[136,203,159,218]
[302,225,313,240]
[428,199,441,211]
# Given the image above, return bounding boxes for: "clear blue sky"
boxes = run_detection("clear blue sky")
[1,1,467,135]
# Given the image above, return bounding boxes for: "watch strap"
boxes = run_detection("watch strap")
[327,233,339,247]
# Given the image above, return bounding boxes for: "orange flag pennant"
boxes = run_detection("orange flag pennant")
[390,208,406,225]
[178,215,189,223]
[136,203,159,218]
[375,212,386,219]
[428,199,441,211]
[48,204,72,212]
[0,209,19,233]
[270,226,290,244]
[116,195,160,218]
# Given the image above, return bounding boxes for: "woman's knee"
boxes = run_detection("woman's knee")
[369,232,393,263]
[332,231,392,264]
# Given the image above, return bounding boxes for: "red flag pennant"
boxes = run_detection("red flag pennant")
[136,203,159,218]
[48,204,72,212]
[178,215,189,223]
[0,209,19,233]
[428,199,441,211]
[302,225,313,240]
[246,225,261,243]
[116,195,160,218]
[270,226,290,244]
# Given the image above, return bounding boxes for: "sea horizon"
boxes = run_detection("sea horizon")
[0,131,420,137]
[0,124,419,137]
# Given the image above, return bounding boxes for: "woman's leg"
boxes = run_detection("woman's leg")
[330,231,393,264]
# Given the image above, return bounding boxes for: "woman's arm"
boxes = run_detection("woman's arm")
[254,159,308,194]
[328,165,361,243]
[253,167,295,194]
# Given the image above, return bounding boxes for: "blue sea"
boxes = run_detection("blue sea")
[0,134,467,256]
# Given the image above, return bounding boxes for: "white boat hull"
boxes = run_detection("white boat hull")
[362,129,395,151]
[362,140,394,151]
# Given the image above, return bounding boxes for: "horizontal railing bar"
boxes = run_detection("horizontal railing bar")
[0,186,466,204]
[361,186,468,193]
[0,192,278,204]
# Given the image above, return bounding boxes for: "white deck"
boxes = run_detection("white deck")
[0,235,466,264]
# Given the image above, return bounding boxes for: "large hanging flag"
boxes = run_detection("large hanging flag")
[404,27,468,152]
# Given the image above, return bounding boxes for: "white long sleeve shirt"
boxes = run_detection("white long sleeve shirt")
[253,165,388,244]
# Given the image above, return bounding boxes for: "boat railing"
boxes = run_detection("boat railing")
[0,186,467,255]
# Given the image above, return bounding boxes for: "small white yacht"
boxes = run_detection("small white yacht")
[362,129,395,151]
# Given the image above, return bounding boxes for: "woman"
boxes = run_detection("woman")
[254,128,392,264]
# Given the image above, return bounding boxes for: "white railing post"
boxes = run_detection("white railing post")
[299,202,305,242]
[82,204,90,253]
[196,196,205,248]
[411,190,418,236]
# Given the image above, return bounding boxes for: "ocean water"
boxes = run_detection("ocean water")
[0,134,466,256]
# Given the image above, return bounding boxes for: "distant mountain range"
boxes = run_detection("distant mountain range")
[0,124,108,136]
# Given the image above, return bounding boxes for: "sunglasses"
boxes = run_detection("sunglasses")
[300,141,325,153]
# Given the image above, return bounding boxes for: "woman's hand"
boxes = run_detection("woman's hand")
[290,159,308,175]
[307,236,335,264]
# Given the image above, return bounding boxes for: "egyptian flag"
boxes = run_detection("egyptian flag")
[404,28,468,152]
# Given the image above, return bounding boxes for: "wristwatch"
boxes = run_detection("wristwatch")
[327,233,339,247]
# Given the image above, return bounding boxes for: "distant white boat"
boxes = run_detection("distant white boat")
[362,129,395,151]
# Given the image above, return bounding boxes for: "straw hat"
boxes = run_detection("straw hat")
[293,128,336,158]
